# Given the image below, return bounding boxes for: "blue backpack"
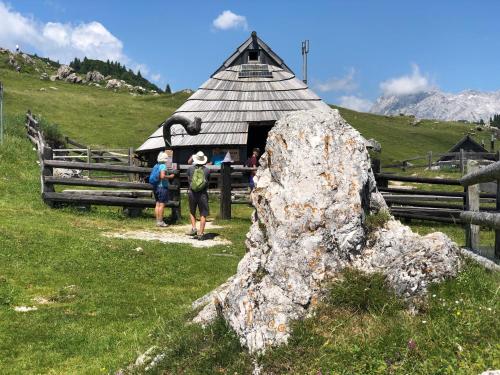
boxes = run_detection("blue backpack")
[149,164,161,186]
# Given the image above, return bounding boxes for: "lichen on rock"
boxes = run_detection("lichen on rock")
[193,108,460,353]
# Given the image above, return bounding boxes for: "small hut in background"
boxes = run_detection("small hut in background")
[438,135,495,162]
[136,31,330,165]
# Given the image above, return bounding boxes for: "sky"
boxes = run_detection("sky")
[1,0,500,111]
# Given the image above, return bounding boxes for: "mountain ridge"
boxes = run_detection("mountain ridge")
[371,89,500,122]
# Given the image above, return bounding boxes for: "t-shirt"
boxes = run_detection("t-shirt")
[187,165,210,193]
[158,164,168,188]
[211,153,225,166]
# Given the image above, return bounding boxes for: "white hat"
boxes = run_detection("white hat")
[192,151,208,165]
[157,151,169,163]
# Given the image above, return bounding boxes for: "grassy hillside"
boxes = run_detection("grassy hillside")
[335,106,496,165]
[0,55,188,148]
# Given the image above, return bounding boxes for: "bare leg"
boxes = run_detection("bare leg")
[155,202,160,221]
[158,203,165,222]
[189,213,197,229]
[199,215,206,235]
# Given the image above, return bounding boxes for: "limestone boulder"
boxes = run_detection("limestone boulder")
[65,73,82,84]
[193,108,460,353]
[106,79,122,89]
[85,70,104,82]
[54,65,73,80]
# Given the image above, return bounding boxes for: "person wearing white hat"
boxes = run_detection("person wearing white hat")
[186,151,211,240]
[149,151,174,227]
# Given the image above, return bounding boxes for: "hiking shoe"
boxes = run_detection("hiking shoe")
[196,234,207,241]
[186,228,197,236]
[156,221,168,227]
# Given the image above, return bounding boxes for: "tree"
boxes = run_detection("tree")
[165,84,171,94]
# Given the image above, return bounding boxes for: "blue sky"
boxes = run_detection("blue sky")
[1,0,500,111]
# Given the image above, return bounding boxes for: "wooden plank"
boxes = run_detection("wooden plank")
[44,160,155,173]
[465,161,480,249]
[43,192,179,208]
[392,212,463,224]
[375,173,461,185]
[384,198,465,210]
[62,189,152,198]
[44,177,179,190]
[461,211,500,230]
[460,160,500,186]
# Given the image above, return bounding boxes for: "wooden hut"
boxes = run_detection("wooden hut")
[438,135,494,162]
[136,31,330,165]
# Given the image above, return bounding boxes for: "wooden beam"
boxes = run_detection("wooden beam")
[43,176,179,191]
[44,160,156,174]
[460,211,500,230]
[460,160,500,186]
[375,173,461,185]
[43,192,179,208]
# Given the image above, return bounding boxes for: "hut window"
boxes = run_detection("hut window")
[248,50,259,62]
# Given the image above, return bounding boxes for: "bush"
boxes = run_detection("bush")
[37,117,66,148]
[365,209,391,231]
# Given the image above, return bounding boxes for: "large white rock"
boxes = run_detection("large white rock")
[193,108,460,353]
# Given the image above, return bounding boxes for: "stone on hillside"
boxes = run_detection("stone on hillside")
[86,70,104,82]
[193,108,460,353]
[39,72,49,81]
[134,86,147,94]
[65,73,82,84]
[54,65,73,80]
[106,79,122,89]
[21,53,34,64]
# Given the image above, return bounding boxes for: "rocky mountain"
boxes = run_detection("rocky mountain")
[371,90,500,122]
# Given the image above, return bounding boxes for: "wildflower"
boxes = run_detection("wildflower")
[456,311,461,316]
[422,320,427,324]
[407,339,417,351]
[455,300,459,304]
[432,294,436,298]
[487,307,492,311]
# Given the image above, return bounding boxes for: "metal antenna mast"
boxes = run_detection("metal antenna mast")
[301,40,309,84]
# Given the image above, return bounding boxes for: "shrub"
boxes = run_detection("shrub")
[365,209,391,231]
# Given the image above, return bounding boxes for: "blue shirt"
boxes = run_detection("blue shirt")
[158,164,168,188]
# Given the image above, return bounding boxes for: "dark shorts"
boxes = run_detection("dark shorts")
[153,186,169,204]
[188,190,209,217]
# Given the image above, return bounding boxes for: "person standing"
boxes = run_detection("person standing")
[186,151,210,240]
[246,148,260,190]
[150,151,174,227]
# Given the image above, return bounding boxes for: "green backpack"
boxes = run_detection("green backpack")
[190,166,207,192]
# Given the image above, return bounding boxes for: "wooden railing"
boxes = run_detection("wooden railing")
[460,160,500,259]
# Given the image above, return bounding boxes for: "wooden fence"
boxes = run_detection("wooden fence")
[461,160,500,259]
[26,112,182,219]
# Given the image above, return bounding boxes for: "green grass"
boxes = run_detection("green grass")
[1,57,499,374]
[0,118,252,374]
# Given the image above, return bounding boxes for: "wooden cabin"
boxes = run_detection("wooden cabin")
[136,31,330,165]
[438,135,495,162]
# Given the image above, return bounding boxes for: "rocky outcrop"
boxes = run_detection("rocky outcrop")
[193,108,460,353]
[65,73,82,84]
[105,79,122,89]
[85,70,104,83]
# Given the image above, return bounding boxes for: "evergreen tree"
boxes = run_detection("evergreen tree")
[165,84,172,94]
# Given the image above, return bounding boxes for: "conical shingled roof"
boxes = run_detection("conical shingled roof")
[137,32,330,153]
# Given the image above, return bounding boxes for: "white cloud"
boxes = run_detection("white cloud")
[315,68,358,93]
[151,73,161,82]
[339,95,373,112]
[212,10,248,31]
[0,2,149,74]
[380,64,434,96]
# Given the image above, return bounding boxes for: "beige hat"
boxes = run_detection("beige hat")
[157,151,169,163]
[192,151,208,165]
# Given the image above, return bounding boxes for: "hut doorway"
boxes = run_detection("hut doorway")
[247,121,274,157]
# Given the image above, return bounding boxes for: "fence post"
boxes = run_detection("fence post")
[496,152,500,259]
[460,148,465,175]
[128,147,134,182]
[171,165,181,222]
[427,151,432,170]
[41,146,55,207]
[491,134,495,152]
[464,161,480,250]
[87,146,91,178]
[220,161,232,220]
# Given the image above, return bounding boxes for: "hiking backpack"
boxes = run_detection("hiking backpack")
[190,166,207,192]
[148,164,161,186]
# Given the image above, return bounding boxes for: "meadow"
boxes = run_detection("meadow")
[0,63,498,374]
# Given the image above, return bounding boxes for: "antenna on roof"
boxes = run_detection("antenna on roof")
[301,40,309,84]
